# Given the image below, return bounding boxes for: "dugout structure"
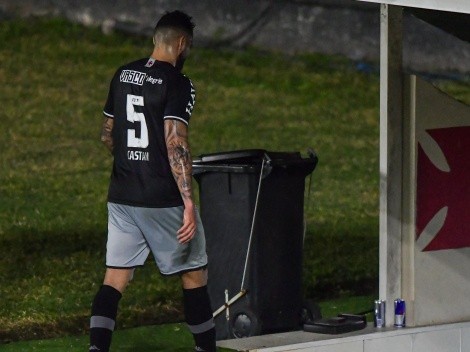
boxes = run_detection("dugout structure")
[358,0,470,329]
[220,2,470,350]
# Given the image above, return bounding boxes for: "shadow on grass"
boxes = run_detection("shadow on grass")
[0,220,379,343]
[1,226,106,257]
[0,226,106,279]
[0,323,235,351]
[303,221,379,300]
[0,227,187,343]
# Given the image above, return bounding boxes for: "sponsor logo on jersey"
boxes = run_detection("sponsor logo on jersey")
[120,70,146,86]
[145,58,155,67]
[128,150,150,161]
[146,76,163,85]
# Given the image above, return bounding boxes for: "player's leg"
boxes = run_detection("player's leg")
[181,267,207,289]
[89,203,149,352]
[90,268,133,352]
[103,267,135,292]
[181,269,217,352]
[137,206,216,351]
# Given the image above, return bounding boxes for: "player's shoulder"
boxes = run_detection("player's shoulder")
[157,64,194,89]
[118,58,149,71]
[174,71,194,92]
[111,58,148,79]
[180,72,193,86]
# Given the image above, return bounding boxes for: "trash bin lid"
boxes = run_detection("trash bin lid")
[195,149,267,164]
[192,149,318,176]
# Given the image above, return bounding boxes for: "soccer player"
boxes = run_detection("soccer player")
[89,11,216,352]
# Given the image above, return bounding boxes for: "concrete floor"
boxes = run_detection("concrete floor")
[217,324,376,351]
[217,321,470,352]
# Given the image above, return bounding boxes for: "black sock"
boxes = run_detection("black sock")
[183,286,216,352]
[89,285,122,352]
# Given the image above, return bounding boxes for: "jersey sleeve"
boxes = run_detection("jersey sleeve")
[103,71,119,118]
[163,74,196,126]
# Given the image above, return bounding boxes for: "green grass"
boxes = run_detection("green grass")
[0,17,468,345]
[0,323,224,352]
[0,295,374,351]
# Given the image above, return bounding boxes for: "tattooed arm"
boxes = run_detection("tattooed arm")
[164,119,196,244]
[100,117,114,153]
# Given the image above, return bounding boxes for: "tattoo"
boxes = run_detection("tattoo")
[164,120,193,201]
[100,117,114,153]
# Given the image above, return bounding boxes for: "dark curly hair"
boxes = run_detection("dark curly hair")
[154,10,195,38]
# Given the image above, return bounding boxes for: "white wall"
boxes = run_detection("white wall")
[402,75,470,326]
[249,322,470,352]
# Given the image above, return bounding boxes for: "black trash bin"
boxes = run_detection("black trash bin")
[193,149,318,340]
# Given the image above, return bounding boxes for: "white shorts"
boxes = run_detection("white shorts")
[106,202,208,276]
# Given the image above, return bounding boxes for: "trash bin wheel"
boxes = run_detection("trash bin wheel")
[300,299,322,324]
[230,308,261,338]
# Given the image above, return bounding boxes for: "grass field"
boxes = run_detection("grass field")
[0,295,374,351]
[0,17,468,346]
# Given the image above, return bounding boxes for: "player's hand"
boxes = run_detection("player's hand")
[177,204,197,244]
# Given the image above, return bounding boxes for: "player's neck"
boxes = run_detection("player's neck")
[150,47,177,67]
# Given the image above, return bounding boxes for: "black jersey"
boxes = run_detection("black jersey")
[103,58,196,208]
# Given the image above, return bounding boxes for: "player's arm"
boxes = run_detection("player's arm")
[164,119,196,243]
[100,117,114,153]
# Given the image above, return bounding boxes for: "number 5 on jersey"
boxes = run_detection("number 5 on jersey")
[126,94,149,148]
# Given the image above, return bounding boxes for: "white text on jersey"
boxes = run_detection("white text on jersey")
[128,150,150,161]
[146,76,163,85]
[120,70,146,86]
